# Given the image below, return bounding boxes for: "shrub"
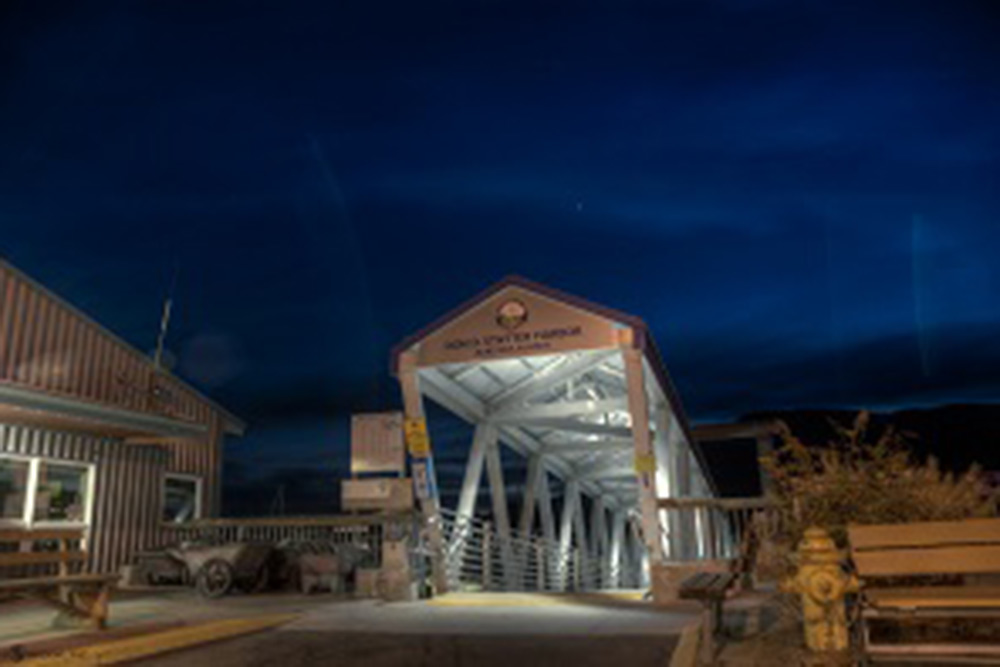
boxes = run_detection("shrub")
[759,411,998,570]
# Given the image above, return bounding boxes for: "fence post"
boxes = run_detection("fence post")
[536,542,545,591]
[482,521,492,591]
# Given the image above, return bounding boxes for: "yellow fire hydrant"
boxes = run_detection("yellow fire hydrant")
[782,526,858,652]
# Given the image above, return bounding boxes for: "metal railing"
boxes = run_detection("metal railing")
[657,496,776,563]
[160,512,419,568]
[439,508,624,592]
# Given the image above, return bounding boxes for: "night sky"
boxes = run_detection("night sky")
[2,1,999,512]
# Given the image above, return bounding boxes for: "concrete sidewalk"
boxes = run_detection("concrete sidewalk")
[140,594,700,667]
[0,589,341,660]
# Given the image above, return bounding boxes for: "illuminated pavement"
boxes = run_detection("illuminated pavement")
[138,593,701,667]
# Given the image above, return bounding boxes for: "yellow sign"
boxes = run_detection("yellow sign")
[633,453,656,475]
[404,418,431,457]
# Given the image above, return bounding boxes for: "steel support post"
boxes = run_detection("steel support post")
[678,447,696,559]
[632,523,650,587]
[516,452,544,583]
[518,453,543,539]
[537,469,558,586]
[621,335,665,566]
[609,510,625,588]
[653,406,682,560]
[482,520,493,590]
[665,413,687,560]
[694,471,713,559]
[558,478,579,590]
[705,507,718,559]
[450,423,492,577]
[399,352,448,594]
[485,438,516,589]
[621,518,636,587]
[593,496,610,588]
[572,489,590,588]
[535,541,546,591]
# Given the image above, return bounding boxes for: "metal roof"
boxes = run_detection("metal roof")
[0,257,245,436]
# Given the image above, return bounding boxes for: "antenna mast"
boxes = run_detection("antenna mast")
[153,264,179,371]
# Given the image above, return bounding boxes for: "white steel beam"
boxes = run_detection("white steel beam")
[489,350,620,412]
[489,397,629,423]
[541,441,632,455]
[450,423,493,551]
[578,467,636,481]
[518,453,543,539]
[419,367,488,421]
[558,478,578,590]
[495,424,610,504]
[619,516,633,587]
[599,505,611,588]
[652,405,680,559]
[572,490,589,556]
[484,355,566,406]
[594,497,610,587]
[524,418,632,439]
[609,510,625,588]
[485,437,516,590]
[572,490,590,588]
[541,433,634,446]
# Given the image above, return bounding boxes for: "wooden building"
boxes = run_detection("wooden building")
[0,259,243,574]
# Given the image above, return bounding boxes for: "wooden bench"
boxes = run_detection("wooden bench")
[848,517,1000,664]
[0,527,118,629]
[679,571,739,665]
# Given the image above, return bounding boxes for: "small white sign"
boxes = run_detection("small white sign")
[342,478,414,511]
[351,412,405,474]
[412,461,430,500]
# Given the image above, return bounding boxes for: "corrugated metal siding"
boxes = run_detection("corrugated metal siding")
[0,262,221,427]
[0,424,173,574]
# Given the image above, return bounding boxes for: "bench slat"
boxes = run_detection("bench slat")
[680,572,714,591]
[865,585,1000,609]
[868,642,1000,657]
[0,574,117,591]
[853,544,1000,577]
[849,518,1000,551]
[0,529,85,542]
[0,551,87,567]
[679,572,737,600]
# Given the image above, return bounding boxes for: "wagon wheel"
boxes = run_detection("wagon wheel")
[196,559,234,598]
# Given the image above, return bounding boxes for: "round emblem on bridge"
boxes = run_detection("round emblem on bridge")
[496,299,528,330]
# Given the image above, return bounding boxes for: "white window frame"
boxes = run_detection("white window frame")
[162,473,203,523]
[0,453,95,529]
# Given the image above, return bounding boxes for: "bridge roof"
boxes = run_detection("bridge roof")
[392,276,717,503]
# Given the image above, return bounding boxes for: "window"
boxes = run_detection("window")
[0,455,93,527]
[0,458,30,520]
[163,474,202,523]
[34,462,90,523]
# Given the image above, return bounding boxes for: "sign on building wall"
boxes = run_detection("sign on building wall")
[417,286,621,366]
[350,412,405,475]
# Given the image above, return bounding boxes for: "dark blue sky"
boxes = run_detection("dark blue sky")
[2,1,999,510]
